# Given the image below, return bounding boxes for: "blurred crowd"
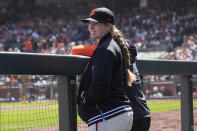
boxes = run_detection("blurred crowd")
[0,0,196,59]
[0,3,91,54]
[172,35,197,60]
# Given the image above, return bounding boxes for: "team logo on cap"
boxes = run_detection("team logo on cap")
[90,9,96,16]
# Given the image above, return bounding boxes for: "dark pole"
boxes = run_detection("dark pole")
[181,75,194,131]
[57,75,77,131]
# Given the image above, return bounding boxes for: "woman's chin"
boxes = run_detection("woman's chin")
[90,36,97,41]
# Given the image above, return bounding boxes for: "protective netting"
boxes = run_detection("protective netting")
[0,75,59,131]
[0,75,196,131]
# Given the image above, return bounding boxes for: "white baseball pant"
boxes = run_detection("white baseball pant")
[88,111,133,131]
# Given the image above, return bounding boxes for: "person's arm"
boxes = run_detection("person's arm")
[72,44,96,56]
[84,48,115,104]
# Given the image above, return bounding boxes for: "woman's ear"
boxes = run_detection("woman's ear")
[105,23,113,32]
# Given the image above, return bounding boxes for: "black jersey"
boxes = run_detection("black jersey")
[126,45,151,119]
[77,33,132,126]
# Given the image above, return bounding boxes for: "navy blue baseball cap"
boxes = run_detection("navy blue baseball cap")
[82,7,115,25]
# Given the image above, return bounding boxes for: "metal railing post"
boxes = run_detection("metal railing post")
[57,75,77,131]
[181,75,194,131]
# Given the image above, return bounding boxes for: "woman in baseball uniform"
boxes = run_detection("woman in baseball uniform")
[77,7,135,131]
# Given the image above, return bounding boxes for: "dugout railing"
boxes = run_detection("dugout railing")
[0,52,197,131]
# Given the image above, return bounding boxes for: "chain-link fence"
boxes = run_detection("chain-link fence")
[0,75,59,131]
[0,74,196,131]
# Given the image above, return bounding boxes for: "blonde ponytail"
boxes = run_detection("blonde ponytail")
[110,25,136,86]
